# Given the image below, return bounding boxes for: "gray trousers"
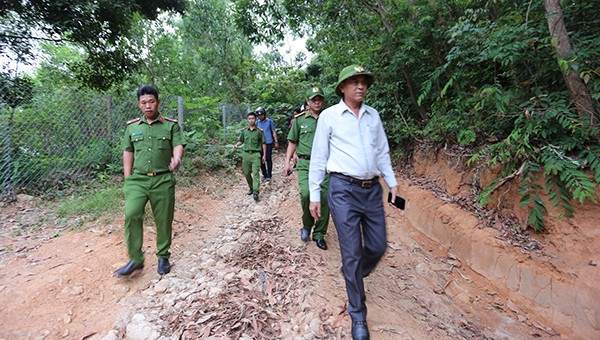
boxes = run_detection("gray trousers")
[328,174,387,322]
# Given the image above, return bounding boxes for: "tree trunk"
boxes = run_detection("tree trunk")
[543,0,597,126]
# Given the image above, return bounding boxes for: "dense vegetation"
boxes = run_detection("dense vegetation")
[1,0,598,231]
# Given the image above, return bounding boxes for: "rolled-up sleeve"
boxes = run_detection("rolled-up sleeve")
[308,113,330,202]
[375,122,397,188]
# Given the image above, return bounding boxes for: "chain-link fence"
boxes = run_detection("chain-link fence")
[0,84,249,200]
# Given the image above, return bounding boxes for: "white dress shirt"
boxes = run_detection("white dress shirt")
[309,99,398,202]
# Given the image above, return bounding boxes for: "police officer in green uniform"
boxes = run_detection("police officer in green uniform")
[114,85,186,277]
[283,86,330,250]
[233,111,266,202]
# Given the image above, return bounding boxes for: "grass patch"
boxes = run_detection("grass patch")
[56,185,123,222]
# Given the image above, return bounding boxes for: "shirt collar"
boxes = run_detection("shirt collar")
[141,115,163,124]
[304,110,320,119]
[338,99,369,117]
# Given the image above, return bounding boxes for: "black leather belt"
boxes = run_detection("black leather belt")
[297,154,310,160]
[331,172,379,188]
[139,170,170,177]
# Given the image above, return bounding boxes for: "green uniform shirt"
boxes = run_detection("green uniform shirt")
[238,127,266,152]
[287,111,319,157]
[122,115,186,174]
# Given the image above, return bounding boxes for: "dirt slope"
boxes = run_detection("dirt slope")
[0,154,549,339]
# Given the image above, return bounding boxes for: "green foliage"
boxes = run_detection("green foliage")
[3,0,599,233]
[518,161,546,232]
[0,73,34,108]
[472,92,599,231]
[1,0,185,90]
[56,185,123,222]
[176,0,256,103]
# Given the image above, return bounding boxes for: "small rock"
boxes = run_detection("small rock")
[201,259,216,269]
[61,285,84,296]
[126,314,160,340]
[112,284,130,293]
[238,269,253,280]
[154,280,169,293]
[16,194,34,203]
[100,329,120,340]
[309,318,321,333]
[238,232,253,243]
[224,272,235,281]
[178,269,196,279]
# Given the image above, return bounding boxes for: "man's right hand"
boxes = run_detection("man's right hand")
[309,202,321,220]
[283,162,292,176]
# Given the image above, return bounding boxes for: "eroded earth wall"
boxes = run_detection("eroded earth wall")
[398,148,600,339]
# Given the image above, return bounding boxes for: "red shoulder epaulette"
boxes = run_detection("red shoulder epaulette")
[126,118,141,125]
[294,110,306,118]
[164,117,178,123]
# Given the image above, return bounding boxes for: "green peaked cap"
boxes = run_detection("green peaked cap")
[306,86,325,99]
[335,65,374,97]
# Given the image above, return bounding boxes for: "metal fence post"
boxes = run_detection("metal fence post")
[222,104,227,143]
[0,105,15,199]
[177,96,184,131]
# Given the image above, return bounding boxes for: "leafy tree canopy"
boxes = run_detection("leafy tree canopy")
[0,0,185,90]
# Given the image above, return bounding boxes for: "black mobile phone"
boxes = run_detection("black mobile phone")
[387,192,406,210]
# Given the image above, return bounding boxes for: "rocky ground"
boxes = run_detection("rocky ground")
[0,154,552,339]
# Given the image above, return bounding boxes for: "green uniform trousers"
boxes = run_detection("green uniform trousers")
[124,172,175,264]
[297,158,330,240]
[243,151,261,194]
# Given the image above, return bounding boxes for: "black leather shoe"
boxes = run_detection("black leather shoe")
[114,260,143,276]
[158,258,171,275]
[253,193,259,202]
[315,239,328,250]
[246,190,253,195]
[351,321,370,340]
[301,228,310,242]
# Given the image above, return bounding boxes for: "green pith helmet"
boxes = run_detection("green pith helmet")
[335,65,374,97]
[306,86,325,99]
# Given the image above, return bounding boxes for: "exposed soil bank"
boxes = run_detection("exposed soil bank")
[404,147,600,339]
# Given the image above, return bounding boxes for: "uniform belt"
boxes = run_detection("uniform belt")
[331,172,379,188]
[297,154,310,160]
[138,170,171,177]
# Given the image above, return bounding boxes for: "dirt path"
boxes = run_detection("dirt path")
[0,154,545,339]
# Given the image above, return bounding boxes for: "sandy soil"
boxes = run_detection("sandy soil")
[0,154,550,339]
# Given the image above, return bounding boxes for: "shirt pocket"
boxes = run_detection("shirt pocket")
[131,135,144,153]
[367,124,379,147]
[155,134,172,150]
[300,124,314,136]
[252,133,261,146]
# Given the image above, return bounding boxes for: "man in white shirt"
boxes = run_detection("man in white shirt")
[308,65,399,340]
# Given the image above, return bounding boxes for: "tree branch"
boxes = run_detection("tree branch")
[486,162,526,198]
[0,33,67,43]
